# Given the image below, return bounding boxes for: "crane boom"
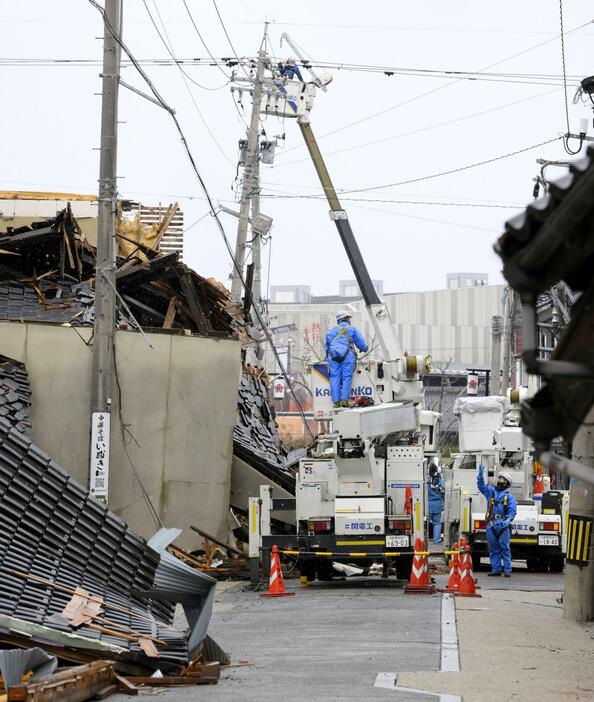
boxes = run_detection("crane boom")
[298,118,404,363]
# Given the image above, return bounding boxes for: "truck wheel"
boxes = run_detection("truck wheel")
[549,558,564,573]
[471,553,482,572]
[526,558,538,572]
[396,555,413,581]
[536,559,549,573]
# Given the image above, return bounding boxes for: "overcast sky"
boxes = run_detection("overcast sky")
[1,1,591,295]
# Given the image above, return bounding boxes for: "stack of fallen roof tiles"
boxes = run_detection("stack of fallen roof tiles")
[234,368,293,489]
[0,354,31,436]
[0,358,220,673]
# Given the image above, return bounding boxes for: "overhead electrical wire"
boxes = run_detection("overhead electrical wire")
[335,137,562,195]
[210,0,253,80]
[559,1,584,155]
[140,0,234,166]
[276,18,592,156]
[260,191,522,208]
[272,87,562,167]
[88,0,314,442]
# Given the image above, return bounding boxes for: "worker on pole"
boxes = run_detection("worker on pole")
[427,459,445,544]
[325,312,368,408]
[477,466,517,577]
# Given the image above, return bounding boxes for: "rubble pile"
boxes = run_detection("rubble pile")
[234,367,294,489]
[0,207,243,337]
[0,356,225,687]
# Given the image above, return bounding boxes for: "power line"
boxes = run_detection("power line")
[181,0,231,81]
[337,137,562,195]
[260,192,521,208]
[272,87,562,167]
[211,0,253,80]
[277,18,592,155]
[139,0,234,166]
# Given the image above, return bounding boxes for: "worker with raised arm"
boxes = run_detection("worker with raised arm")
[325,312,368,408]
[477,465,517,577]
[427,459,445,545]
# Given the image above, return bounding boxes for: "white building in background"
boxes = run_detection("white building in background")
[447,272,489,289]
[265,281,504,373]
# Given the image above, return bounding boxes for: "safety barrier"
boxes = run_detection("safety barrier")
[278,549,430,558]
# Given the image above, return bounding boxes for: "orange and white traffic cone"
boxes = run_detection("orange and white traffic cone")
[404,484,413,516]
[455,542,481,597]
[443,541,461,593]
[260,545,296,598]
[404,538,436,594]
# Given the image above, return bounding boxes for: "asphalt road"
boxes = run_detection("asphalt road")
[110,566,566,701]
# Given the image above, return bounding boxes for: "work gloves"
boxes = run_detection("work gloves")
[502,519,512,529]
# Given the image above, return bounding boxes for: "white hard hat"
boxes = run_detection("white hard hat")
[497,471,512,484]
[336,311,351,323]
[286,57,296,64]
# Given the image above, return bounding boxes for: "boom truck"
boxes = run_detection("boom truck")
[248,37,441,583]
[443,390,568,572]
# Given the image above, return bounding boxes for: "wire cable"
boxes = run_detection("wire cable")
[211,0,253,80]
[276,19,593,156]
[89,0,314,442]
[338,137,562,195]
[140,0,234,166]
[559,1,584,155]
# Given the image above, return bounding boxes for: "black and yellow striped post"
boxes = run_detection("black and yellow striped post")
[566,514,593,566]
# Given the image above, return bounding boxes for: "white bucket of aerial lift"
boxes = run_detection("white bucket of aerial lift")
[454,396,509,452]
[333,403,418,440]
[261,78,317,119]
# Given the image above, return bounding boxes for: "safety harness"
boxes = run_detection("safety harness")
[485,491,509,524]
[328,325,356,363]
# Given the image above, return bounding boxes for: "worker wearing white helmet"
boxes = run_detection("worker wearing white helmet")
[325,311,368,408]
[477,466,517,577]
[277,57,304,82]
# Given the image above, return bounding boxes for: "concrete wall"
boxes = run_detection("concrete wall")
[0,322,241,549]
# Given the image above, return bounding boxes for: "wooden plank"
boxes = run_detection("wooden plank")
[0,191,96,202]
[7,661,115,702]
[162,297,177,329]
[124,677,218,687]
[178,272,210,334]
[92,684,117,700]
[114,676,138,696]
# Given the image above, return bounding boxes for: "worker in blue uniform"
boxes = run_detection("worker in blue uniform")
[427,459,445,544]
[277,58,304,81]
[477,466,517,577]
[325,312,368,408]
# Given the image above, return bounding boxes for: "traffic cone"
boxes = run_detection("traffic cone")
[404,484,413,516]
[443,541,461,593]
[455,542,481,598]
[260,545,295,598]
[404,538,436,594]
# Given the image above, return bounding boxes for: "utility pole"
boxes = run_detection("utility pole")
[89,0,122,505]
[230,25,268,303]
[564,405,594,622]
[490,315,502,396]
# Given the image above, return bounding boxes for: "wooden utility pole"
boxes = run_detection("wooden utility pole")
[89,0,122,504]
[563,405,594,622]
[230,26,268,303]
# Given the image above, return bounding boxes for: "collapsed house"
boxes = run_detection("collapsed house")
[0,353,222,673]
[0,201,293,545]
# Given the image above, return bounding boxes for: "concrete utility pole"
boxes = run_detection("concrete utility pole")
[490,315,502,396]
[89,0,122,504]
[230,27,268,303]
[564,405,594,622]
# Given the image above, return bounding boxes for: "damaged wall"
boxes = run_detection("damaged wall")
[0,321,241,549]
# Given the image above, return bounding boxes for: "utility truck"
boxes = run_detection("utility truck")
[443,391,568,572]
[248,36,441,583]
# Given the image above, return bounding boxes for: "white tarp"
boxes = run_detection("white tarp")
[454,396,509,415]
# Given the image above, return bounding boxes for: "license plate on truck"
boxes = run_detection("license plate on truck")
[386,535,409,548]
[538,535,559,546]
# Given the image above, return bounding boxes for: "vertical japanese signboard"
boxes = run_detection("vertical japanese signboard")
[90,411,111,504]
